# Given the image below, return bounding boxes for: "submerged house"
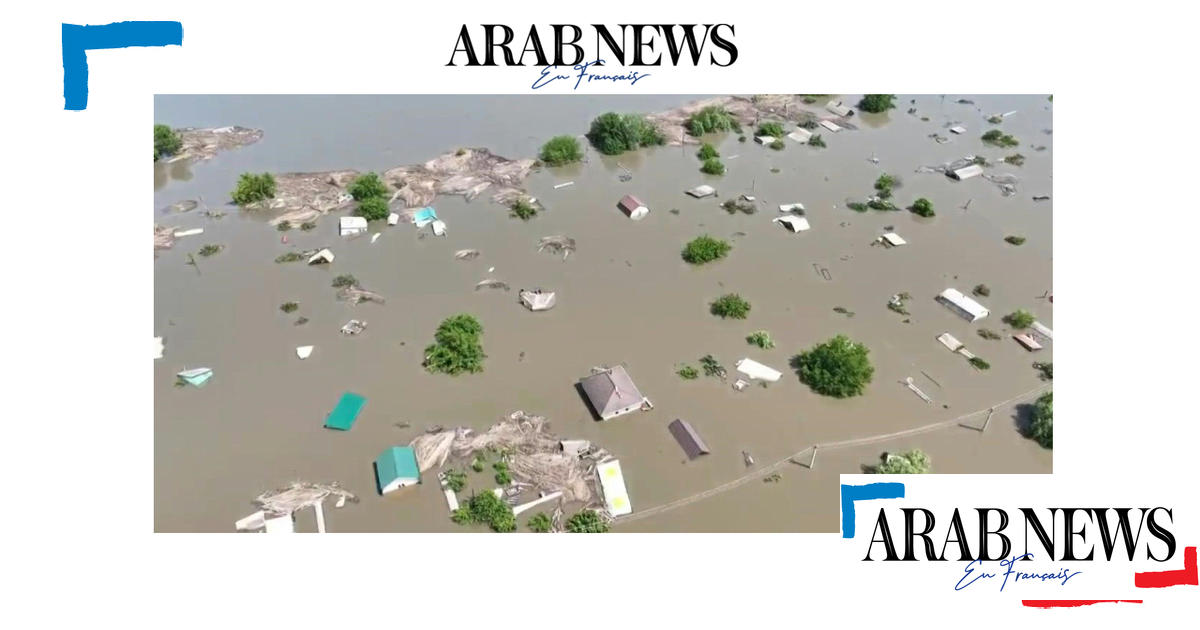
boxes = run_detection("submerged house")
[937,288,990,322]
[617,194,649,220]
[949,164,984,180]
[1013,333,1044,352]
[819,120,842,133]
[579,365,648,421]
[324,391,366,430]
[668,419,711,460]
[307,248,334,265]
[686,184,716,198]
[735,358,782,382]
[880,232,907,247]
[374,446,420,495]
[754,135,779,145]
[519,289,557,311]
[825,100,854,117]
[788,128,813,143]
[412,207,438,228]
[596,459,632,516]
[339,216,368,236]
[773,215,810,232]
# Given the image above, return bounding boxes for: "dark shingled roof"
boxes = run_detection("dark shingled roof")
[579,366,644,418]
[668,419,711,460]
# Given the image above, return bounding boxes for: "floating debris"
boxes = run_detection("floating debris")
[519,289,557,311]
[475,278,511,292]
[454,248,481,260]
[176,368,213,388]
[340,319,367,335]
[169,126,263,163]
[295,345,313,360]
[338,286,386,304]
[537,235,576,259]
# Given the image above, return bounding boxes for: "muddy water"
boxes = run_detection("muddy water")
[154,95,1052,533]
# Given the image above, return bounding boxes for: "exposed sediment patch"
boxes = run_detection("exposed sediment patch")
[169,126,263,162]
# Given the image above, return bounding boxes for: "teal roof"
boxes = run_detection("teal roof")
[413,207,437,223]
[324,392,366,430]
[374,446,420,493]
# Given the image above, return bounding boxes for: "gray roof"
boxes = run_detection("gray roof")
[668,419,711,459]
[579,366,645,417]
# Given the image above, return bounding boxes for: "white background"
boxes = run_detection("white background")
[2,0,1197,626]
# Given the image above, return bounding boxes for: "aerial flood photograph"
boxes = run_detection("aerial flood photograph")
[153,94,1053,533]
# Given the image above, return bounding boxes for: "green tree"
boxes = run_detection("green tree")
[682,235,731,264]
[700,157,726,175]
[231,172,277,206]
[510,199,538,220]
[586,112,664,155]
[747,330,775,349]
[791,334,875,398]
[566,509,609,533]
[981,129,1019,147]
[1003,309,1036,329]
[1004,235,1026,245]
[710,294,751,319]
[697,143,719,160]
[357,196,390,221]
[527,512,552,532]
[539,135,583,166]
[875,173,896,194]
[493,461,512,486]
[451,491,516,532]
[757,122,785,138]
[808,134,827,148]
[443,469,467,493]
[348,172,388,201]
[1028,391,1053,448]
[911,198,935,217]
[686,105,741,136]
[858,94,896,113]
[677,365,699,380]
[153,124,182,161]
[872,449,931,474]
[424,314,486,375]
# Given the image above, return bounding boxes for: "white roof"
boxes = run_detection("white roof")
[340,216,368,230]
[951,164,984,180]
[173,228,204,237]
[936,332,964,352]
[826,101,852,117]
[882,232,907,246]
[387,212,399,225]
[1031,321,1053,340]
[735,358,782,382]
[235,510,267,532]
[153,337,164,360]
[788,128,813,142]
[772,216,810,232]
[307,248,334,264]
[778,203,806,213]
[295,345,313,360]
[687,184,716,197]
[431,220,447,236]
[520,290,556,311]
[263,514,295,534]
[754,135,779,144]
[948,126,966,134]
[596,459,632,516]
[819,120,842,133]
[939,288,990,320]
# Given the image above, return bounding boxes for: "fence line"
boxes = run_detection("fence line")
[618,385,1050,524]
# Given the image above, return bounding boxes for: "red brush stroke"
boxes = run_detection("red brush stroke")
[1023,600,1142,609]
[1135,546,1198,588]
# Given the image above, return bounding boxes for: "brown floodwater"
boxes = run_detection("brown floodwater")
[154,94,1052,533]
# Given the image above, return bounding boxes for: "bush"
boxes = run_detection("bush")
[987,115,1004,124]
[1028,392,1052,448]
[331,274,358,288]
[686,105,741,136]
[424,314,486,375]
[697,143,719,160]
[874,174,896,193]
[527,512,552,532]
[978,328,1002,340]
[769,139,785,151]
[539,135,583,166]
[710,294,751,319]
[198,244,222,257]
[566,509,609,533]
[451,491,515,532]
[847,202,868,212]
[586,112,664,155]
[1004,235,1026,245]
[721,198,755,215]
[276,221,292,232]
[738,135,747,142]
[700,157,726,175]
[682,235,731,264]
[493,461,512,486]
[153,124,182,160]
[510,199,538,220]
[858,94,896,113]
[357,197,390,221]
[231,172,276,206]
[756,122,785,138]
[872,449,931,474]
[1003,309,1036,329]
[973,284,991,297]
[275,252,304,263]
[471,457,485,473]
[443,469,467,493]
[1004,153,1026,166]
[809,134,826,148]
[348,172,388,201]
[981,129,1020,147]
[911,198,935,217]
[279,301,299,314]
[1033,362,1053,381]
[677,365,699,380]
[300,221,317,231]
[791,335,874,398]
[747,330,775,349]
[969,357,991,370]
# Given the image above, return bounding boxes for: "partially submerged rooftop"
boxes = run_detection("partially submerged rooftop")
[579,366,647,420]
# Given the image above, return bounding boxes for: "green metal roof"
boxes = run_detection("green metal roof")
[374,446,420,493]
[324,392,366,431]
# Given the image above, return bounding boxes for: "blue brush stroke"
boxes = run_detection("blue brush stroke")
[62,21,183,110]
[841,482,905,538]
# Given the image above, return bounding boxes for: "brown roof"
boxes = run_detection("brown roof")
[618,195,645,212]
[668,419,711,459]
[579,366,645,418]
